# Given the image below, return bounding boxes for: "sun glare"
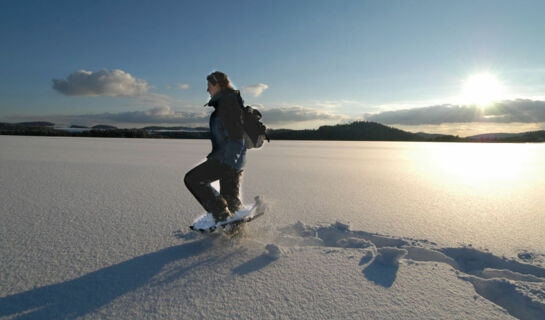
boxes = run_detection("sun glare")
[459,73,505,107]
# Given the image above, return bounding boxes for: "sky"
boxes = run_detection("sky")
[1,0,545,136]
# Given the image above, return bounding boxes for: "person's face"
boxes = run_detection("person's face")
[207,81,221,97]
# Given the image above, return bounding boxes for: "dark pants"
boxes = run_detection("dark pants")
[184,159,243,218]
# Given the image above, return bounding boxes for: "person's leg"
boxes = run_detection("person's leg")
[184,159,232,221]
[220,168,243,213]
[220,168,245,236]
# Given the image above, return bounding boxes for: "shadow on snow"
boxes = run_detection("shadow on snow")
[0,238,214,320]
[232,254,277,276]
[363,261,399,288]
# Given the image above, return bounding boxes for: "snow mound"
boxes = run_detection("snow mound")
[275,221,545,319]
[336,237,374,249]
[375,247,408,267]
[440,247,545,278]
[277,220,408,249]
[460,276,545,320]
[265,244,282,259]
[479,268,545,282]
[405,246,457,268]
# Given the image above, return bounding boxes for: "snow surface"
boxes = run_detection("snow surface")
[1,136,545,319]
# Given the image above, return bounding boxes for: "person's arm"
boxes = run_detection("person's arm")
[217,94,243,139]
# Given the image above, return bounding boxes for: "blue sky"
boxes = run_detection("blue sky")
[2,0,545,135]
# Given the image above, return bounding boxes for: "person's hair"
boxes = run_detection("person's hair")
[207,71,233,90]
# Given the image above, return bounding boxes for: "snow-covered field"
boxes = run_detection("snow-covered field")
[1,135,544,319]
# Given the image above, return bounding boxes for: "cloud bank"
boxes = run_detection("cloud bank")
[53,69,150,96]
[365,99,545,125]
[178,84,190,90]
[8,104,348,129]
[242,83,269,97]
[260,106,346,124]
[74,106,209,125]
[72,105,344,127]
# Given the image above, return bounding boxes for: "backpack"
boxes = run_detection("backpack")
[240,105,269,149]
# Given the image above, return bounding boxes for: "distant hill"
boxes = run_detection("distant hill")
[17,121,55,127]
[92,125,118,130]
[466,133,521,141]
[267,121,417,141]
[143,126,209,132]
[70,125,89,129]
[0,121,57,136]
[416,132,452,139]
[467,131,545,142]
[0,121,54,128]
[267,121,462,142]
[414,132,464,142]
[0,120,543,142]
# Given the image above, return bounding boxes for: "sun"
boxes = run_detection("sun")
[459,73,505,107]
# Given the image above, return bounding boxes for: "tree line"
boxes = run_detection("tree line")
[2,121,543,142]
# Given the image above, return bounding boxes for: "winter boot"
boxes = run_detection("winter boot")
[205,197,233,223]
[212,208,233,223]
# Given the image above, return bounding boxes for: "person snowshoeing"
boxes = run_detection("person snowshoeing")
[184,71,247,224]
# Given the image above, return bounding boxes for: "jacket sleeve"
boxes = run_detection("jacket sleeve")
[217,94,243,139]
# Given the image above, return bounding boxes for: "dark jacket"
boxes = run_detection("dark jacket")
[205,89,247,170]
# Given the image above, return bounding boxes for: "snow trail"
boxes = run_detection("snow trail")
[274,221,545,320]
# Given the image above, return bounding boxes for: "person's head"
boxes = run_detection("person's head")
[206,71,232,97]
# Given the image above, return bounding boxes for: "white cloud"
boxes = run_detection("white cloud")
[178,83,190,90]
[313,100,362,109]
[241,83,269,97]
[52,69,150,96]
[134,93,173,107]
[365,99,545,125]
[314,101,340,109]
